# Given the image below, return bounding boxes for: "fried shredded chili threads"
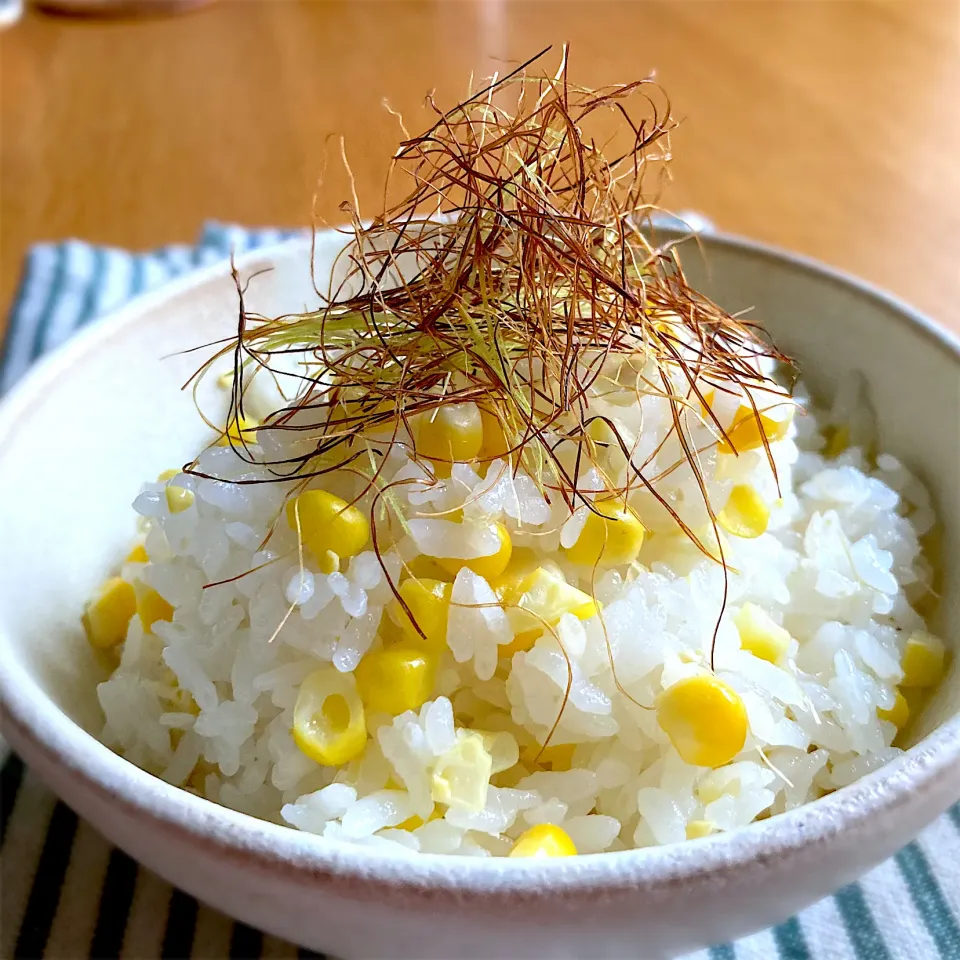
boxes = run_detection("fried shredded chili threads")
[186,46,796,679]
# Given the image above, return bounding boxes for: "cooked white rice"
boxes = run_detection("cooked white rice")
[95,360,937,857]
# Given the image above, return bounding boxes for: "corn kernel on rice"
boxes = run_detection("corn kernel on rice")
[94,370,942,856]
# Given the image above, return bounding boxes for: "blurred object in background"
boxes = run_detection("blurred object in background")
[0,0,22,29]
[33,0,213,15]
[3,0,957,331]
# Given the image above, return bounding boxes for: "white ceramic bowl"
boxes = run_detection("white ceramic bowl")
[1,231,958,960]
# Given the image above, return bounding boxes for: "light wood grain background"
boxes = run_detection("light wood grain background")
[2,0,959,338]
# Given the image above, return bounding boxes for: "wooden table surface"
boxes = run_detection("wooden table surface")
[2,0,959,340]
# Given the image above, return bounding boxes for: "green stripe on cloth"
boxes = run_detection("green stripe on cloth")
[28,243,68,363]
[229,921,264,959]
[161,888,199,960]
[0,249,35,375]
[896,843,960,958]
[14,801,79,959]
[834,883,892,960]
[0,753,25,847]
[90,849,139,959]
[77,245,108,332]
[709,943,737,960]
[130,255,146,304]
[1,224,302,394]
[772,917,811,960]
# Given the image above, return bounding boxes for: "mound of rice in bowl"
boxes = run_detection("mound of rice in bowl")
[85,58,947,859]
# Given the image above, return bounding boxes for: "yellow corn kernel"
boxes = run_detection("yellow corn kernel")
[391,578,452,652]
[587,417,616,445]
[564,499,646,568]
[698,388,716,419]
[508,823,578,859]
[405,554,454,583]
[900,632,946,688]
[172,686,198,716]
[159,667,199,715]
[512,566,597,622]
[137,585,175,633]
[319,551,342,575]
[686,819,716,840]
[431,730,493,810]
[355,643,436,716]
[718,404,792,454]
[521,742,576,772]
[286,489,369,566]
[126,543,149,564]
[376,610,409,648]
[292,668,367,767]
[901,686,929,720]
[416,402,483,477]
[696,781,724,806]
[477,730,520,774]
[657,675,748,768]
[398,806,444,831]
[157,468,180,483]
[438,522,513,580]
[165,484,195,514]
[478,406,512,461]
[499,632,551,660]
[717,485,769,539]
[83,577,137,649]
[499,566,598,655]
[490,547,541,593]
[734,602,791,664]
[186,758,217,790]
[877,689,910,729]
[823,424,851,457]
[490,550,556,655]
[217,414,259,447]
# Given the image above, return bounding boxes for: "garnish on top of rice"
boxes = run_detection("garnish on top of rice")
[86,50,946,858]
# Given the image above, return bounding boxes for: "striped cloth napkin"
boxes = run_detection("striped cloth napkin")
[1,222,958,960]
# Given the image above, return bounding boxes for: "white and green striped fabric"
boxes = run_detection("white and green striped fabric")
[1,223,957,960]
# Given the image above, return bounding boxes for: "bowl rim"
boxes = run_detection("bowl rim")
[1,227,958,905]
